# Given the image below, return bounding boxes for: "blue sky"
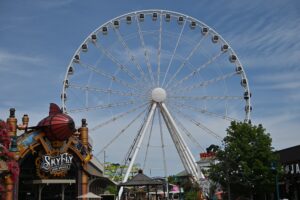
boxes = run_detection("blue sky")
[1,0,300,175]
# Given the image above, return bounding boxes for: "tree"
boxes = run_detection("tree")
[209,121,280,199]
[104,162,140,182]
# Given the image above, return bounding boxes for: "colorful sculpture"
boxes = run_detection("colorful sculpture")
[37,103,76,141]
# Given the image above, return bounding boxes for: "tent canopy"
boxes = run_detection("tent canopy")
[77,192,101,199]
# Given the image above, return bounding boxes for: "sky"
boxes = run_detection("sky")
[0,0,300,176]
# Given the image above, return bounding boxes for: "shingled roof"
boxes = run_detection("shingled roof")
[119,170,163,186]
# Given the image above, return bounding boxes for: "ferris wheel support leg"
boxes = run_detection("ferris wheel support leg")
[118,102,157,200]
[161,103,205,181]
[162,111,198,179]
[160,107,193,176]
[161,103,198,177]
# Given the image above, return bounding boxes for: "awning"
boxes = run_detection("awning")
[25,179,76,184]
[77,192,101,199]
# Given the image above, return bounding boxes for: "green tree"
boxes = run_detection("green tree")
[209,121,280,199]
[104,162,140,182]
[105,185,118,195]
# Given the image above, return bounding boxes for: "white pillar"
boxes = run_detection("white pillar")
[118,103,157,199]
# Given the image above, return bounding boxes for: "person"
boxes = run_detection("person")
[215,189,223,200]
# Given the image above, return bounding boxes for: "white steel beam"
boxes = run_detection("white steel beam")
[118,102,157,199]
[161,103,205,181]
[160,108,193,175]
[160,103,198,177]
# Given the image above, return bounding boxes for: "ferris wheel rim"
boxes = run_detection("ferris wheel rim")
[62,9,251,121]
[61,9,252,188]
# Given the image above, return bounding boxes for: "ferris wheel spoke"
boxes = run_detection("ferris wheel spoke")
[169,95,243,101]
[68,99,143,113]
[93,42,138,82]
[110,22,150,84]
[135,15,156,86]
[168,51,224,90]
[164,36,206,88]
[157,12,163,86]
[169,105,222,140]
[68,83,145,97]
[91,102,148,131]
[173,71,238,94]
[171,102,239,122]
[142,108,156,170]
[162,19,187,87]
[76,62,142,92]
[95,106,148,157]
[173,115,205,152]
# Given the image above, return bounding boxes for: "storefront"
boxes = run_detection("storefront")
[0,103,114,200]
[277,145,300,199]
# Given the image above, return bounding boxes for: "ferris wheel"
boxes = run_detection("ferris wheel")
[61,9,251,193]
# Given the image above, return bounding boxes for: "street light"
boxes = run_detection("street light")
[271,162,280,200]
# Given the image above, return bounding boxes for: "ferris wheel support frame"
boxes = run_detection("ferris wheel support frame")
[160,103,204,181]
[118,101,205,199]
[118,102,157,199]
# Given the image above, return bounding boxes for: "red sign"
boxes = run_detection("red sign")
[200,152,215,159]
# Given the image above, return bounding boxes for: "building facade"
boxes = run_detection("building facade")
[277,145,300,200]
[0,104,114,200]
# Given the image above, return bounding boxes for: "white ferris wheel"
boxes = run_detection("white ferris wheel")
[61,9,251,193]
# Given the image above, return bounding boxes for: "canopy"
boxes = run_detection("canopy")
[119,170,163,186]
[77,192,102,199]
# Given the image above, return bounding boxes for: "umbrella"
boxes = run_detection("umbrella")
[77,192,102,199]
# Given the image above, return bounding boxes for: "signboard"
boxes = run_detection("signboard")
[284,162,300,175]
[36,152,73,178]
[40,153,73,174]
[200,152,215,160]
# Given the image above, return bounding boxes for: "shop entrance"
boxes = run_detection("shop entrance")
[18,148,80,200]
[38,180,76,200]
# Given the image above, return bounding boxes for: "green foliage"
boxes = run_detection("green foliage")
[167,175,177,184]
[105,185,118,195]
[209,121,281,198]
[185,190,198,200]
[104,162,140,182]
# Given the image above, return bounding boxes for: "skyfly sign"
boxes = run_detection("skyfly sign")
[40,153,73,175]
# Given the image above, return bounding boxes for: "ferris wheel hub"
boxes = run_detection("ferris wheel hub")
[151,87,167,102]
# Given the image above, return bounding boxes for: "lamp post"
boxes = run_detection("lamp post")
[271,162,280,200]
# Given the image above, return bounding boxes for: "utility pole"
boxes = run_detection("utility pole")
[103,151,106,175]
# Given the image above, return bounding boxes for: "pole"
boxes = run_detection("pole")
[104,151,106,175]
[62,184,65,200]
[275,174,279,200]
[271,162,280,200]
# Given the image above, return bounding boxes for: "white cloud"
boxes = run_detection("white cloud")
[0,50,41,65]
[256,82,300,90]
[254,70,300,83]
[253,70,300,91]
[0,50,45,77]
[35,0,74,9]
[254,113,300,150]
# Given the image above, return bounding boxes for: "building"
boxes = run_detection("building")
[277,145,300,200]
[0,104,114,200]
